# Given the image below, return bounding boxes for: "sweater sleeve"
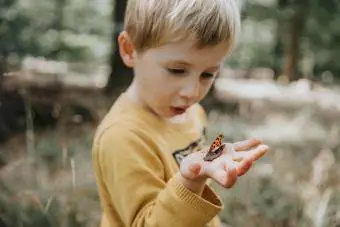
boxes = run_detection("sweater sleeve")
[94,125,223,227]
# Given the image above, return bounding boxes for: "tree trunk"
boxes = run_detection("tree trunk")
[104,0,133,95]
[273,0,289,80]
[0,55,5,88]
[0,53,9,142]
[283,0,309,82]
[50,0,67,58]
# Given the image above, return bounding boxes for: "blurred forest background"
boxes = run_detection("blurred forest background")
[1,0,340,226]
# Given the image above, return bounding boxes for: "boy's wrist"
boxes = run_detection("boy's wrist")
[176,172,207,196]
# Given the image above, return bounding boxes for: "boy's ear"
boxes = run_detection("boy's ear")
[118,31,135,68]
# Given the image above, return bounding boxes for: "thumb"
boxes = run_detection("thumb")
[189,163,202,176]
[180,161,203,180]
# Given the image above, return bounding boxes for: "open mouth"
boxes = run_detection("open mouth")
[171,106,189,115]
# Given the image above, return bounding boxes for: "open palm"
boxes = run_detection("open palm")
[180,138,269,188]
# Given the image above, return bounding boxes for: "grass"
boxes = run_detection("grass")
[0,91,339,227]
[0,124,100,227]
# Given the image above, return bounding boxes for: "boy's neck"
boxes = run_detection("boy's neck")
[125,82,141,107]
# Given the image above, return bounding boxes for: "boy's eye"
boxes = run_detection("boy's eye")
[167,68,186,75]
[201,72,214,79]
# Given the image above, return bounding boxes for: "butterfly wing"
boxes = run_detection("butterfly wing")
[208,134,223,152]
[204,144,225,161]
[204,134,224,161]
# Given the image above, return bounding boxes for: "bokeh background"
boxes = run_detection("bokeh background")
[1,0,340,226]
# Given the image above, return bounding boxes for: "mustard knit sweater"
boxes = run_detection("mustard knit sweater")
[92,93,224,227]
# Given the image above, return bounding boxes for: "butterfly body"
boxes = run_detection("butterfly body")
[203,134,225,161]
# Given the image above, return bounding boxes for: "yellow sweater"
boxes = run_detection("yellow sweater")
[92,93,224,227]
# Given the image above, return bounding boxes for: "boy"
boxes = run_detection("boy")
[92,0,269,226]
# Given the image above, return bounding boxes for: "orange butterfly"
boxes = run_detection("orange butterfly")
[203,134,225,161]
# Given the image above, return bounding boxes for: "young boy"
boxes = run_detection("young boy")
[92,0,269,226]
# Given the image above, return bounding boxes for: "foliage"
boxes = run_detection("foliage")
[0,0,111,68]
[227,0,340,79]
[2,0,340,78]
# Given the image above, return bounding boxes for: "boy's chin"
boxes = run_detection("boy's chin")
[150,106,189,119]
[154,110,183,119]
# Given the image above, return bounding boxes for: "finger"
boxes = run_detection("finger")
[236,144,269,176]
[180,153,205,180]
[237,158,253,176]
[248,144,269,162]
[181,162,203,180]
[207,156,238,188]
[231,151,250,162]
[233,144,269,162]
[231,143,269,161]
[223,160,238,188]
[233,138,263,152]
[190,163,201,175]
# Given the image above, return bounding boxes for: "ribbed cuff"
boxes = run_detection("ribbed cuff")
[169,176,223,219]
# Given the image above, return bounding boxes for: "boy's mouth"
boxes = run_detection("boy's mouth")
[171,106,189,115]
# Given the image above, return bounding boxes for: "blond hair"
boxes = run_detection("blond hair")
[124,0,241,52]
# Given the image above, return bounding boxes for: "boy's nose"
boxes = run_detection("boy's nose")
[179,81,200,101]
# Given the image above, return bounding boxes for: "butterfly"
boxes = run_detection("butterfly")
[203,133,225,161]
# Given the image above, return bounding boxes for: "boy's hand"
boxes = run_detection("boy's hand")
[177,138,269,194]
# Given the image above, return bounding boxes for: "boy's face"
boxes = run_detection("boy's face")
[119,32,231,118]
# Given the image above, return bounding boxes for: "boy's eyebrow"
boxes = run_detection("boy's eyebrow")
[166,60,220,71]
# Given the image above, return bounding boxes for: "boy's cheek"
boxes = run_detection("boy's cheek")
[199,86,212,100]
